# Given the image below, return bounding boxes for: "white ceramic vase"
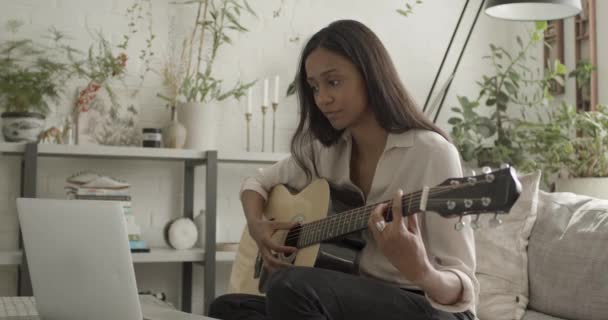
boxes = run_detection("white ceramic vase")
[178,102,218,150]
[162,107,187,149]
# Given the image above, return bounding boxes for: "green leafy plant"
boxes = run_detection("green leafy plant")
[59,30,129,115]
[396,0,424,17]
[52,0,154,120]
[158,0,256,108]
[0,21,70,116]
[118,0,155,83]
[448,22,566,168]
[569,59,596,90]
[516,103,608,183]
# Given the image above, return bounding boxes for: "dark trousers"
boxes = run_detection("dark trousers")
[209,267,475,320]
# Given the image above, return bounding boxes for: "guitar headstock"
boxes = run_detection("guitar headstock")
[427,166,522,223]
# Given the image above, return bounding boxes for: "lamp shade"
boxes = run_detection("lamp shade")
[485,0,582,20]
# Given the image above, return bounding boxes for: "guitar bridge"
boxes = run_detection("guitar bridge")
[253,252,263,279]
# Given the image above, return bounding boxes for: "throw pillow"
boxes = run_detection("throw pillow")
[528,191,608,320]
[475,170,541,320]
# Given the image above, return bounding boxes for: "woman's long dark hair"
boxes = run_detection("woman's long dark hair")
[292,19,449,180]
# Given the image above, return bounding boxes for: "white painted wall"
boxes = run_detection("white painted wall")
[3,0,604,315]
[598,1,607,105]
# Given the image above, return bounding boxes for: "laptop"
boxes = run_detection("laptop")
[17,198,215,320]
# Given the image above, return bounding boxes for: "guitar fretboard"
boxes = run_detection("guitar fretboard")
[294,190,427,248]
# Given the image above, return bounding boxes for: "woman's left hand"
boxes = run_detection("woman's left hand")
[368,189,434,285]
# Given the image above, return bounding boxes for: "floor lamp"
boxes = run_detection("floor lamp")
[423,0,582,124]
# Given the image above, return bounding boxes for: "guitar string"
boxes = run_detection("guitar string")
[293,186,435,246]
[295,197,478,247]
[290,181,484,245]
[294,197,490,248]
[294,176,498,246]
[294,184,459,246]
[304,183,460,239]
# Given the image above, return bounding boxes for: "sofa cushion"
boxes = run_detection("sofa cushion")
[475,171,541,320]
[522,310,567,320]
[528,191,608,320]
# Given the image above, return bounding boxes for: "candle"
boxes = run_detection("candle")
[247,88,252,114]
[273,75,280,104]
[263,78,269,107]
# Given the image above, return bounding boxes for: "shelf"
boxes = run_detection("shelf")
[0,250,23,266]
[37,144,208,162]
[0,143,25,155]
[216,251,237,262]
[132,247,206,263]
[0,143,208,161]
[218,151,289,164]
[0,143,290,164]
[0,249,236,266]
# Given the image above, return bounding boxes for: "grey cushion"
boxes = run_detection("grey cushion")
[528,191,608,320]
[522,310,567,320]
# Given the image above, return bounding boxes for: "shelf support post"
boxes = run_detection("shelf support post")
[203,150,217,315]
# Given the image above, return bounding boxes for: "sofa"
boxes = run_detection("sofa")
[475,171,608,320]
[227,171,608,320]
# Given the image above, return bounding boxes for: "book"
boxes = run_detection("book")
[65,186,131,196]
[129,239,150,253]
[74,194,132,201]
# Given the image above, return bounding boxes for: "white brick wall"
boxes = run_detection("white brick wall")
[1,0,567,314]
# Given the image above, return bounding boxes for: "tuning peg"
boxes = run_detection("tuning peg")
[471,214,481,230]
[481,166,492,174]
[489,212,504,228]
[454,216,466,231]
[500,163,511,169]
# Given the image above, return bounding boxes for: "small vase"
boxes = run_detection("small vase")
[163,107,187,149]
[1,112,46,142]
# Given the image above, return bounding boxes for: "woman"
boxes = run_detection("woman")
[210,19,477,320]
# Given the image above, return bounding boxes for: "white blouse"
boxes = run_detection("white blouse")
[240,129,478,313]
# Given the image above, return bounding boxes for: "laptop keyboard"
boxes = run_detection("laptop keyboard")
[0,296,38,318]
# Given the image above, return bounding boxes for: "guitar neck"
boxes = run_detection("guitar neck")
[290,167,520,249]
[295,191,424,248]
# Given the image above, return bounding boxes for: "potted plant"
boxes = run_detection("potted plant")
[516,103,608,197]
[448,22,566,171]
[157,0,256,150]
[0,21,69,142]
[568,59,596,106]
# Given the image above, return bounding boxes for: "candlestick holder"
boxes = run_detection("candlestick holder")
[261,105,268,152]
[245,112,252,152]
[271,102,279,152]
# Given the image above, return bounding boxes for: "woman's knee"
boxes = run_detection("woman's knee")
[208,294,237,318]
[208,293,265,319]
[266,267,317,301]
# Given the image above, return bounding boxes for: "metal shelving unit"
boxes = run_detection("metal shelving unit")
[0,142,288,314]
[0,248,237,265]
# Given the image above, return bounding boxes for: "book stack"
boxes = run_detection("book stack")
[65,171,149,253]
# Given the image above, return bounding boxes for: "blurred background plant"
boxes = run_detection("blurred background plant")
[0,20,71,117]
[448,21,566,170]
[157,0,256,109]
[568,58,596,104]
[396,0,424,17]
[516,103,608,186]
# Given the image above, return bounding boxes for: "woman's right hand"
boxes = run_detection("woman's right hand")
[248,219,298,273]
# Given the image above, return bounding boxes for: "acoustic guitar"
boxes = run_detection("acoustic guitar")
[228,167,522,295]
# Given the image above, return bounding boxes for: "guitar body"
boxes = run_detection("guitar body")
[228,179,365,296]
